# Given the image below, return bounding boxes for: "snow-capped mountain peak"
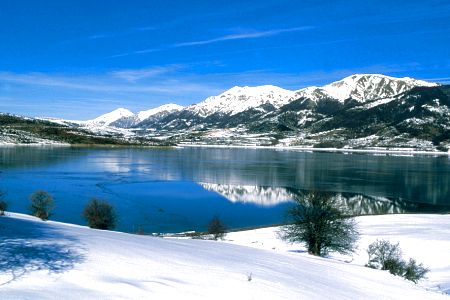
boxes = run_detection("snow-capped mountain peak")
[137,103,184,121]
[89,108,134,126]
[83,104,185,129]
[187,85,296,117]
[83,74,440,131]
[296,74,438,102]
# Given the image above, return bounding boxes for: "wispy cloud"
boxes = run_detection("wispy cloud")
[0,67,223,119]
[87,24,158,40]
[0,71,214,94]
[108,26,314,58]
[172,38,354,62]
[111,65,183,81]
[0,72,193,93]
[174,26,314,47]
[422,77,450,83]
[108,48,161,58]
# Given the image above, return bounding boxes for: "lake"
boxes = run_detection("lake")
[0,146,449,233]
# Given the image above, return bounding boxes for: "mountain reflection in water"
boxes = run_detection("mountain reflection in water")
[200,183,450,215]
[0,147,449,232]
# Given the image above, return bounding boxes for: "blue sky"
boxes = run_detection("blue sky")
[0,0,449,119]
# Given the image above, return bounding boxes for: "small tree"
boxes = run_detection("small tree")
[207,216,227,240]
[0,190,8,216]
[403,258,429,283]
[366,240,404,275]
[83,198,116,230]
[29,190,54,220]
[279,191,358,256]
[366,240,429,283]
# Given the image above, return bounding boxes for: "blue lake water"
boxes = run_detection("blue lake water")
[0,147,449,233]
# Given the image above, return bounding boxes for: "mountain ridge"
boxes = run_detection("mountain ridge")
[88,73,438,129]
[2,74,449,151]
[295,74,438,103]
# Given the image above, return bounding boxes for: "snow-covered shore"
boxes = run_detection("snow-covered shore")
[0,213,449,299]
[1,141,449,156]
[178,143,450,156]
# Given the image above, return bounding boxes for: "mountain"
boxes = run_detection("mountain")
[137,103,184,121]
[0,113,169,146]
[295,74,437,102]
[86,104,184,129]
[4,74,449,151]
[268,84,450,149]
[138,74,437,131]
[186,85,295,117]
[88,108,134,127]
[89,74,438,131]
[92,86,294,130]
[141,85,295,130]
[135,103,184,128]
[142,74,447,151]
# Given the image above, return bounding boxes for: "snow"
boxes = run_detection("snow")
[137,103,183,121]
[226,214,450,295]
[362,97,396,109]
[49,74,438,128]
[0,129,71,146]
[295,74,438,103]
[88,108,134,126]
[82,104,184,128]
[39,117,74,125]
[187,85,296,117]
[422,104,450,115]
[0,213,448,299]
[178,143,450,156]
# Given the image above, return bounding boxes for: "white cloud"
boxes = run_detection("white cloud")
[0,71,211,94]
[108,26,315,58]
[111,65,183,81]
[174,26,314,47]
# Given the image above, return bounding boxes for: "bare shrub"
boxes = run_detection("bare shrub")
[366,240,429,283]
[83,198,116,230]
[207,216,227,240]
[29,190,54,220]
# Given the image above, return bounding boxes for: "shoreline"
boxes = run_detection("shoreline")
[177,143,450,156]
[5,211,446,236]
[0,143,175,149]
[1,142,449,156]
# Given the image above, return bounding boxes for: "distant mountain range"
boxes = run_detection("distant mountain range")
[86,104,184,128]
[1,74,449,151]
[85,74,437,128]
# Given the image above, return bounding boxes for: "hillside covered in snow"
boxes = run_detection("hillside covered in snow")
[0,213,448,299]
[0,113,169,146]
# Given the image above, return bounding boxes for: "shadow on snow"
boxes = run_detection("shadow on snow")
[0,215,86,286]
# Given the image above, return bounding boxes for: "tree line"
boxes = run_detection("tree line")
[0,190,116,230]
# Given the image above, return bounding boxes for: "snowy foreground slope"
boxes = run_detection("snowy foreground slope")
[226,214,450,296]
[0,213,448,299]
